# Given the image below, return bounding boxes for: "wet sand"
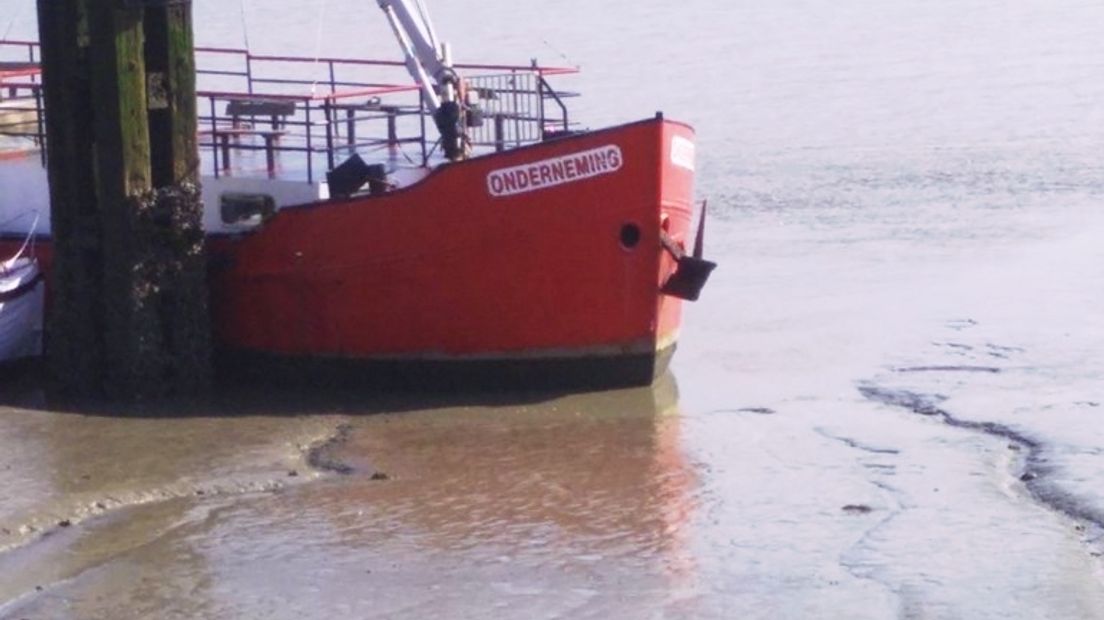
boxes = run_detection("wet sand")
[0,377,695,618]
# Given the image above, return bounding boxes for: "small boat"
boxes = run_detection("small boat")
[0,220,44,364]
[0,2,714,388]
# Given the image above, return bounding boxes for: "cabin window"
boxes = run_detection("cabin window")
[221,192,276,225]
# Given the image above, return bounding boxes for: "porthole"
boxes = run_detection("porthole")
[620,223,642,249]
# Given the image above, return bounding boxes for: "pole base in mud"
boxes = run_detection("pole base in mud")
[38,0,210,400]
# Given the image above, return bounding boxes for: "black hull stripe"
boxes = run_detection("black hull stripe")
[216,344,677,392]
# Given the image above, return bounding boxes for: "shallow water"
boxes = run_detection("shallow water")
[3,0,1104,618]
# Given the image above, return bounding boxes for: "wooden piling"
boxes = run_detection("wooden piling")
[37,0,102,396]
[140,1,211,396]
[37,0,210,400]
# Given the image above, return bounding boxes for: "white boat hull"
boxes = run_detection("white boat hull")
[0,257,44,363]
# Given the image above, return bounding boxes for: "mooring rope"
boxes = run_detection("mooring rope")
[413,0,439,50]
[14,212,39,259]
[309,0,329,96]
[1,2,26,41]
[541,38,576,68]
[238,0,252,50]
[1,211,38,272]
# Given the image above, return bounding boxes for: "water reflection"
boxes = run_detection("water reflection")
[319,372,695,566]
[1,374,701,618]
[183,373,700,617]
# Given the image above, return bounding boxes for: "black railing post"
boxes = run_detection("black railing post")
[209,96,219,178]
[419,91,427,165]
[386,107,397,155]
[305,102,313,183]
[494,113,505,152]
[539,75,569,133]
[509,71,522,148]
[323,98,334,171]
[34,86,45,165]
[328,61,342,140]
[536,70,546,139]
[346,107,356,147]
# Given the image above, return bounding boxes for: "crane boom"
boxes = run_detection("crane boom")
[377,0,466,160]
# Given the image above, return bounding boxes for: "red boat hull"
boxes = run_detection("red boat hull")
[2,117,699,388]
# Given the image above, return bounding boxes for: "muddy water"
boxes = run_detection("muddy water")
[0,380,699,618]
[4,0,1104,617]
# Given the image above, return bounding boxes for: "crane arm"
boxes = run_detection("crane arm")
[377,0,466,160]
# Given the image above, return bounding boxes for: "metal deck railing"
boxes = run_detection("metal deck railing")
[0,40,45,163]
[0,40,580,185]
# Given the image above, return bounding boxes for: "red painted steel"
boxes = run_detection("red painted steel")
[0,117,696,375]
[209,117,693,361]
